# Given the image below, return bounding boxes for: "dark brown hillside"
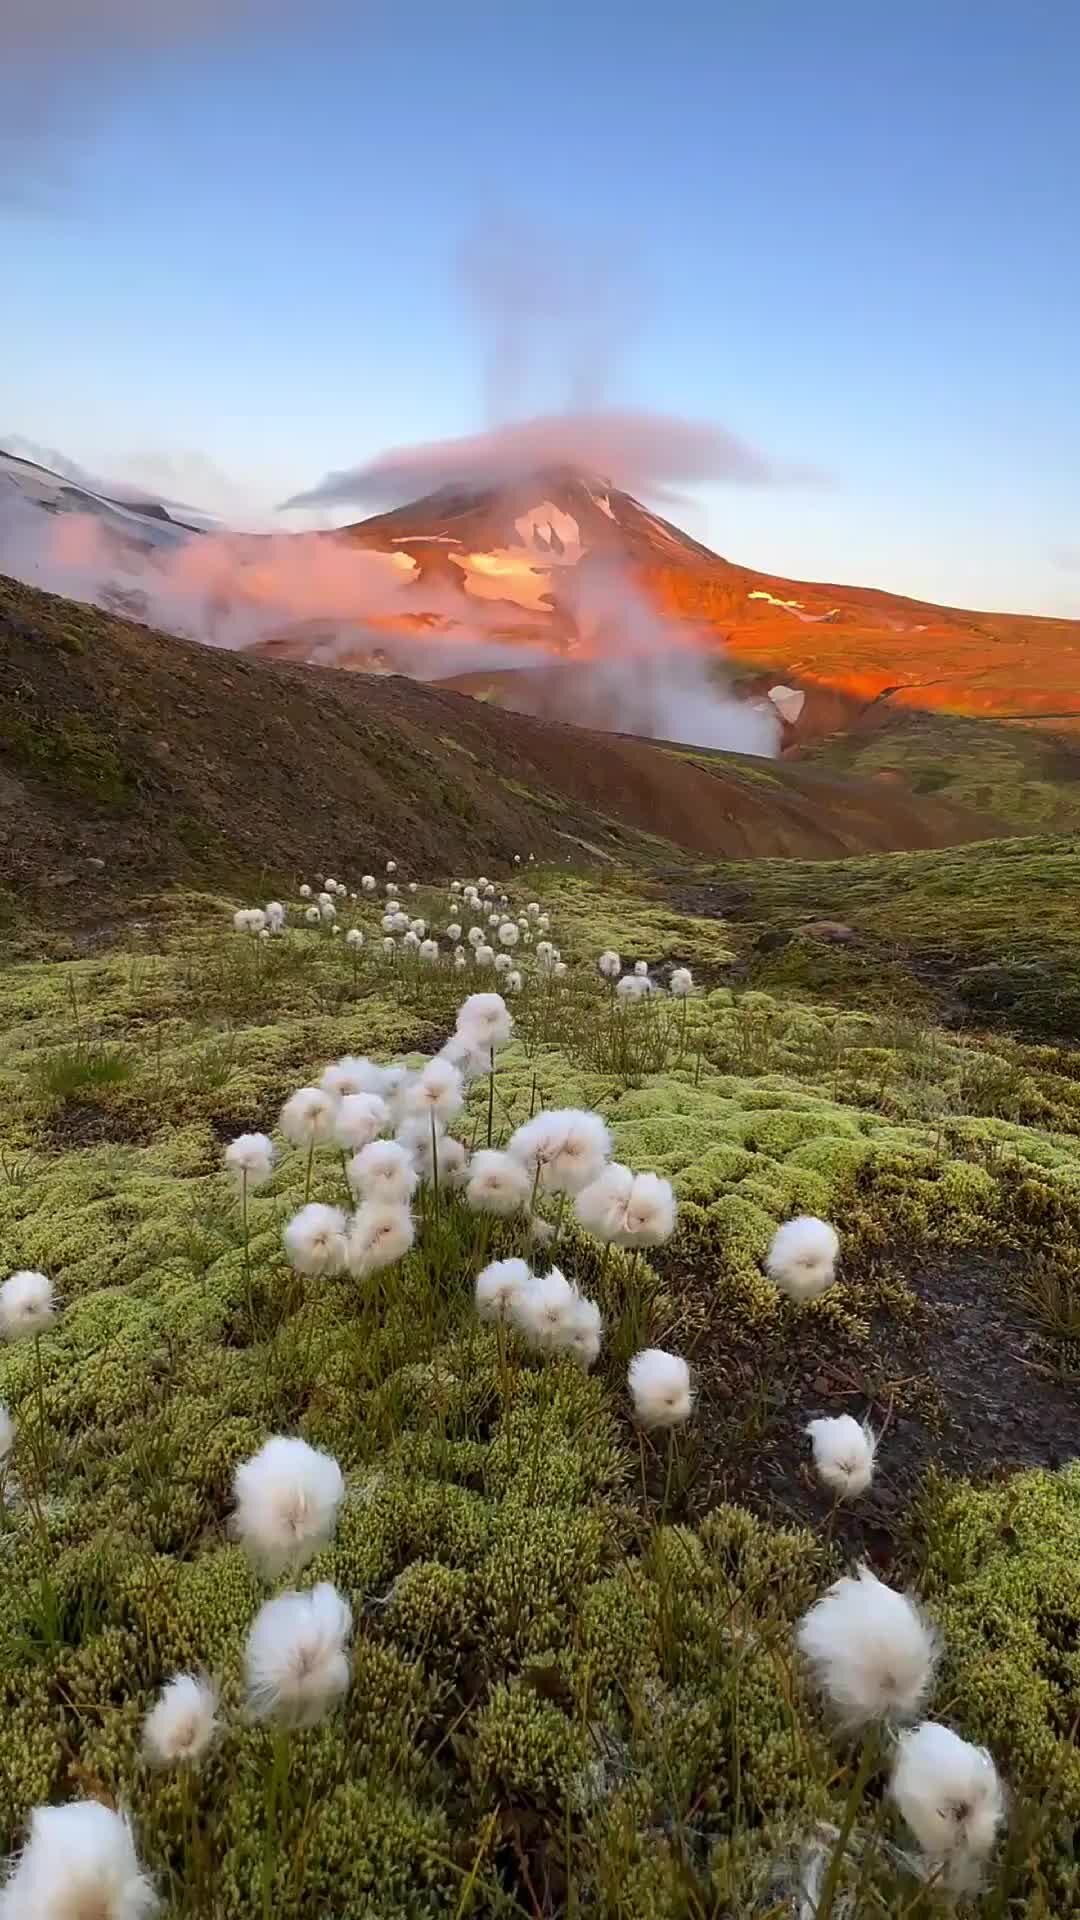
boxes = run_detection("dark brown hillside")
[0,576,1002,920]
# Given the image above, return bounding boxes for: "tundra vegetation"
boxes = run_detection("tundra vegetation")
[2,846,1079,1917]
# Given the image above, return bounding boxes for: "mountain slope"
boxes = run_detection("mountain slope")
[308,467,1080,732]
[0,575,1003,922]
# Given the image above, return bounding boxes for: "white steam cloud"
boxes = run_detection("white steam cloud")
[285,409,813,512]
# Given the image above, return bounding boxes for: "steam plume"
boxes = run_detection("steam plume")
[285,409,812,511]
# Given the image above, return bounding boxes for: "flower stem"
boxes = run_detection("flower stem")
[814,1730,878,1920]
[486,1048,495,1149]
[241,1171,255,1338]
[303,1138,315,1205]
[261,1728,290,1920]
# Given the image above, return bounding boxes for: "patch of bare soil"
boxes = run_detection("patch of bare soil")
[672,1249,1080,1572]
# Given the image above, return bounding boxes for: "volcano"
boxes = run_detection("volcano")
[256,466,1080,740]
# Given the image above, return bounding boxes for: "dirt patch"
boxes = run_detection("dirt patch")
[673,1249,1080,1571]
[42,1100,156,1149]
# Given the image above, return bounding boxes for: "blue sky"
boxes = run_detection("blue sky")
[2,0,1077,613]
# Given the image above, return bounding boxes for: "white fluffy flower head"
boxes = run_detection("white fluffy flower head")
[497,921,519,947]
[669,967,693,997]
[513,1267,578,1351]
[766,1215,841,1301]
[280,1086,337,1146]
[456,991,513,1051]
[564,1294,603,1369]
[245,1583,353,1728]
[806,1415,877,1500]
[347,1139,418,1207]
[142,1674,220,1768]
[475,1257,532,1323]
[283,1203,348,1277]
[622,1171,677,1247]
[509,1108,612,1195]
[0,1270,57,1341]
[0,1800,159,1919]
[414,1058,465,1120]
[333,1093,388,1152]
[628,1349,693,1428]
[597,949,621,980]
[575,1163,635,1242]
[796,1565,939,1727]
[465,1150,531,1217]
[232,1434,345,1577]
[224,1132,276,1189]
[890,1721,1005,1875]
[346,1202,415,1277]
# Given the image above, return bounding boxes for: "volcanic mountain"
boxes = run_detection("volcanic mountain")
[5,445,1078,739]
[257,467,1080,738]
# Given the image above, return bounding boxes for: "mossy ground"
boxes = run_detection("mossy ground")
[2,861,1080,1915]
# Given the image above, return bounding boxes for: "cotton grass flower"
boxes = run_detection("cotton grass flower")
[299,883,312,898]
[321,1055,388,1098]
[616,973,649,1001]
[418,938,438,963]
[806,1414,877,1500]
[509,1108,612,1195]
[347,1139,418,1206]
[386,859,397,872]
[282,1203,347,1277]
[232,1435,345,1578]
[402,930,420,951]
[361,874,376,891]
[456,991,513,1051]
[575,1162,634,1240]
[0,1800,159,1919]
[465,1150,532,1217]
[628,1349,693,1428]
[265,901,286,931]
[346,1202,414,1277]
[633,959,648,976]
[304,904,321,926]
[622,1171,677,1246]
[333,1092,388,1152]
[446,922,462,942]
[474,943,495,968]
[475,1257,532,1323]
[598,950,621,980]
[669,966,693,997]
[245,1583,353,1728]
[505,970,523,993]
[224,1132,276,1189]
[280,1086,337,1147]
[0,1270,57,1341]
[796,1565,939,1728]
[0,1403,13,1466]
[467,926,484,947]
[497,921,519,947]
[564,1294,602,1369]
[383,936,396,955]
[494,952,513,974]
[890,1722,1005,1882]
[142,1674,220,1769]
[346,927,364,948]
[766,1215,840,1301]
[513,1266,579,1351]
[404,1058,464,1124]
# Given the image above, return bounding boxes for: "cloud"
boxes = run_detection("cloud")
[285,408,816,511]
